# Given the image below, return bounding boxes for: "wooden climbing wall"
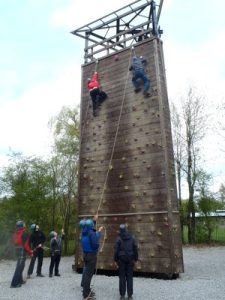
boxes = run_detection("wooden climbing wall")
[75,37,184,275]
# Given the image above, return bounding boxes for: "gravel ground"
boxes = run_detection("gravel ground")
[1,246,225,300]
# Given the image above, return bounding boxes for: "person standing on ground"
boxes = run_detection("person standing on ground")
[11,220,33,288]
[49,229,65,277]
[27,224,46,278]
[80,216,103,300]
[114,224,138,300]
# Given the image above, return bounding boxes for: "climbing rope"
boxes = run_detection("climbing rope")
[96,47,133,221]
[81,48,134,300]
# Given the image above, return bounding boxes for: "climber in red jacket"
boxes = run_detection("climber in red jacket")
[87,71,107,117]
[11,220,33,288]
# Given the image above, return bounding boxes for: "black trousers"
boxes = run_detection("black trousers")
[118,260,134,298]
[27,247,44,275]
[11,247,26,287]
[90,88,100,114]
[49,253,61,276]
[82,252,97,298]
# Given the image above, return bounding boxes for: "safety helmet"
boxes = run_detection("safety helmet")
[49,231,56,238]
[119,224,127,232]
[30,223,36,231]
[85,219,94,227]
[16,220,25,228]
[79,219,86,228]
[79,219,94,228]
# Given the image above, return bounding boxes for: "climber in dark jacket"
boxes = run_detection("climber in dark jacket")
[114,224,138,300]
[129,55,150,97]
[27,224,46,278]
[80,217,103,299]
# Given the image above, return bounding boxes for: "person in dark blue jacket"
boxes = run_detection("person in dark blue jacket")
[114,224,138,300]
[129,55,150,97]
[80,216,103,300]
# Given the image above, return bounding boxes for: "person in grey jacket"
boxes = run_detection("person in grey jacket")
[49,229,65,277]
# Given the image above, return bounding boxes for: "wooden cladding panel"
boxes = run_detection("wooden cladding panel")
[76,38,183,275]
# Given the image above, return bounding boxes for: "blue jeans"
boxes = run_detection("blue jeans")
[132,70,150,93]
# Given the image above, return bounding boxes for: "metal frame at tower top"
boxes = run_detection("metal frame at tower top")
[71,0,164,63]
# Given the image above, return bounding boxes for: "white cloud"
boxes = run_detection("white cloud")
[0,63,81,158]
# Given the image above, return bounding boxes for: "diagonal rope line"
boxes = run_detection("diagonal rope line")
[96,48,133,218]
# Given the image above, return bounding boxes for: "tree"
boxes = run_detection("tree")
[171,103,185,241]
[0,153,54,258]
[49,106,80,253]
[218,184,225,204]
[171,87,208,243]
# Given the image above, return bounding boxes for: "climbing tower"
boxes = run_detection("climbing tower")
[72,0,184,276]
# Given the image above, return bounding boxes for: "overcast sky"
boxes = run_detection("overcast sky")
[0,0,225,192]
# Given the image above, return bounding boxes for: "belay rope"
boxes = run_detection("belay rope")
[84,48,134,300]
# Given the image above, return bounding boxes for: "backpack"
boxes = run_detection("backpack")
[118,236,134,262]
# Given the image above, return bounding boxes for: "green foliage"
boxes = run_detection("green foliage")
[0,105,80,259]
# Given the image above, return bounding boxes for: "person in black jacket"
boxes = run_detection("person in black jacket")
[27,224,46,278]
[49,229,65,277]
[114,224,138,300]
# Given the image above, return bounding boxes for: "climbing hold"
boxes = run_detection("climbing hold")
[124,186,129,190]
[114,54,119,61]
[109,165,113,170]
[119,174,123,179]
[122,157,126,161]
[149,216,154,222]
[150,252,155,258]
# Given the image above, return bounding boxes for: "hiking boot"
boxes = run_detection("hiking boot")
[120,297,125,300]
[49,274,53,278]
[27,275,31,279]
[143,90,150,97]
[55,273,61,276]
[134,88,141,93]
[128,297,133,300]
[10,284,21,288]
[37,273,44,277]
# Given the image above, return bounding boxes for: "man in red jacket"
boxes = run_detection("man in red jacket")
[11,220,33,288]
[87,71,107,117]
